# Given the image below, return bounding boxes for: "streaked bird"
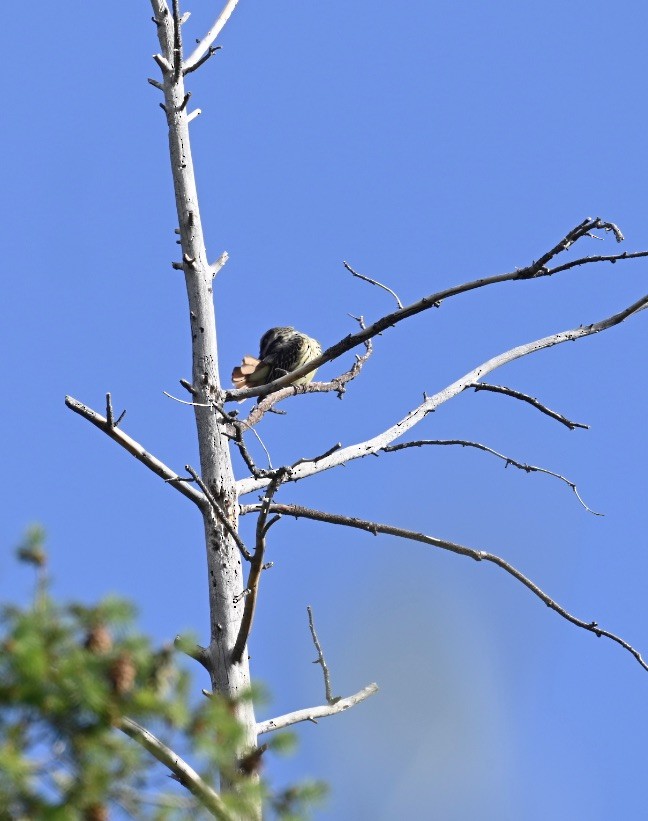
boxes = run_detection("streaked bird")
[232,327,322,392]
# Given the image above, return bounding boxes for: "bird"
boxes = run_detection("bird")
[232,327,322,392]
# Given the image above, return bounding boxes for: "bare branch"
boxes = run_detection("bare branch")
[307,606,337,704]
[256,684,379,736]
[292,443,342,469]
[469,383,589,430]
[175,635,212,674]
[65,395,206,508]
[226,218,647,403]
[344,260,403,308]
[240,503,648,673]
[153,53,172,73]
[228,422,272,479]
[187,108,202,123]
[185,465,252,561]
[185,0,241,72]
[383,439,602,515]
[119,717,234,820]
[524,217,623,273]
[184,45,221,76]
[232,473,287,663]
[549,250,648,276]
[237,293,648,496]
[211,251,229,278]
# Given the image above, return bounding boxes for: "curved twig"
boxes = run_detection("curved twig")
[382,439,603,515]
[469,383,589,430]
[344,260,403,308]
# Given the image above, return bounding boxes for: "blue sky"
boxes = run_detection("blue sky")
[3,1,648,818]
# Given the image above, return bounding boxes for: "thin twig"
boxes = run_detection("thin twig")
[549,250,648,275]
[185,465,251,561]
[382,439,603,515]
[163,390,212,408]
[184,46,221,76]
[185,0,241,71]
[307,606,337,704]
[344,260,403,308]
[256,683,379,736]
[119,717,234,820]
[249,427,273,469]
[65,396,206,508]
[237,292,648,496]
[240,502,648,673]
[469,383,589,430]
[226,218,648,402]
[292,443,342,469]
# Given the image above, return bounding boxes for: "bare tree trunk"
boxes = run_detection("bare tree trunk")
[150,0,256,772]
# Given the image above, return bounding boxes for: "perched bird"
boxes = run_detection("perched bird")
[232,327,322,392]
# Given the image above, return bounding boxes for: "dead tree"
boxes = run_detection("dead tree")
[65,0,648,815]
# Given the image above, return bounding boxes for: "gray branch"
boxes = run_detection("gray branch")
[64,396,205,508]
[256,683,379,736]
[119,717,234,820]
[240,502,648,673]
[382,439,602,515]
[469,383,589,430]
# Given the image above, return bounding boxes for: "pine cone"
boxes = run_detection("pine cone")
[84,624,113,655]
[108,651,136,695]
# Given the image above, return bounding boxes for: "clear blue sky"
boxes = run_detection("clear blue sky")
[4,2,648,819]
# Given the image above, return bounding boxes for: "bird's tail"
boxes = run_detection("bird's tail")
[232,355,271,390]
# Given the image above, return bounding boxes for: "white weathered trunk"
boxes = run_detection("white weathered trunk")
[151,0,257,766]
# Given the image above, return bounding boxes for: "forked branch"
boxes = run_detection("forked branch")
[64,396,206,508]
[256,683,379,736]
[185,0,241,72]
[226,218,648,403]
[382,439,602,515]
